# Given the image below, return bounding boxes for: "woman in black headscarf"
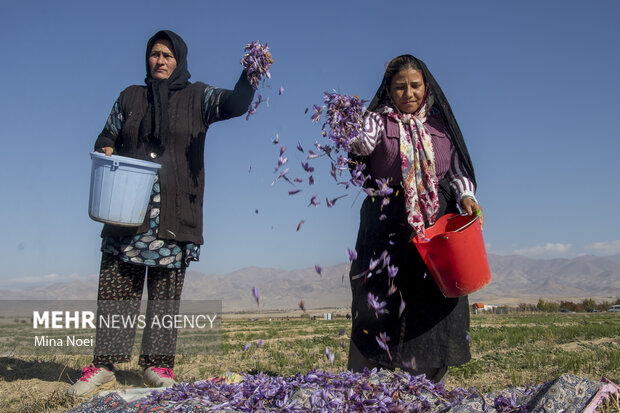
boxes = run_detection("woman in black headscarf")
[68,30,258,397]
[347,55,483,382]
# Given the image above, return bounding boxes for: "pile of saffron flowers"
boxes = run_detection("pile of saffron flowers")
[141,368,499,412]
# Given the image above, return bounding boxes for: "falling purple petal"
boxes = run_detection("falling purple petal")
[387,265,399,280]
[346,248,357,262]
[293,177,303,183]
[375,332,392,360]
[326,194,347,208]
[278,86,284,95]
[379,214,387,221]
[301,161,314,173]
[288,189,302,195]
[271,168,290,185]
[248,165,252,173]
[315,264,322,276]
[308,195,320,207]
[252,287,259,306]
[272,133,279,144]
[367,292,389,318]
[308,175,314,185]
[298,300,306,311]
[296,220,305,231]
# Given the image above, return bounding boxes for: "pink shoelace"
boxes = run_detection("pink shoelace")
[79,364,104,381]
[150,367,175,379]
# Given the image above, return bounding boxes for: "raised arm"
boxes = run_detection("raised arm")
[349,111,385,156]
[203,71,255,125]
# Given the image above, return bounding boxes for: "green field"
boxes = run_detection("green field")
[0,312,618,412]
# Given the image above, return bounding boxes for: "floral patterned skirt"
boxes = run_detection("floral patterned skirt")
[101,175,200,269]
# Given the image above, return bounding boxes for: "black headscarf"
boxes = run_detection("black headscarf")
[367,54,476,187]
[139,30,191,157]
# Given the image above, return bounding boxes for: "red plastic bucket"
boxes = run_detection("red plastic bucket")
[413,213,491,297]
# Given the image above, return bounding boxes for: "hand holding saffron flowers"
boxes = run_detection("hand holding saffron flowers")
[240,41,273,90]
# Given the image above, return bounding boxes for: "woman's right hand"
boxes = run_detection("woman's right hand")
[99,147,113,156]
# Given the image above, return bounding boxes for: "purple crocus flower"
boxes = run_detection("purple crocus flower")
[315,264,322,276]
[367,292,388,318]
[278,86,284,95]
[257,339,263,348]
[310,105,323,123]
[288,189,301,195]
[325,347,335,366]
[299,300,306,311]
[339,328,346,336]
[375,178,394,197]
[244,342,252,351]
[387,265,398,280]
[399,297,406,318]
[296,141,304,152]
[308,175,314,185]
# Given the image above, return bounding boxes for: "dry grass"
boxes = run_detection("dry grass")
[0,311,618,412]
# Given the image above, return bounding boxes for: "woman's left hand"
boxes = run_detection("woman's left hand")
[460,197,484,229]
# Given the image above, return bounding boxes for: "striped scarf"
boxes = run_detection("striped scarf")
[383,94,439,237]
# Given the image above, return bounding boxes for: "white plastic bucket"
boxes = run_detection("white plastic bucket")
[89,152,162,226]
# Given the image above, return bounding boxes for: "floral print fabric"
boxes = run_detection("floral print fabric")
[101,174,200,269]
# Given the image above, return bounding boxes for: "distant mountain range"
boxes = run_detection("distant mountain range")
[1,254,619,311]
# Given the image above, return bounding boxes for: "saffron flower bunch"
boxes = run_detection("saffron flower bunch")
[240,41,272,90]
[320,92,367,153]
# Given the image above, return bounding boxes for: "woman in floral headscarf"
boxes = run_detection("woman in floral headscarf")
[347,55,483,382]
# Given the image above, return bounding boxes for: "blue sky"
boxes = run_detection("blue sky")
[1,0,619,289]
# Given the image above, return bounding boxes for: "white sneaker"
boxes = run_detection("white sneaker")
[67,364,115,397]
[143,367,177,387]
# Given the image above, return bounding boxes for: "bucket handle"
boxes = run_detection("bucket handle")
[111,160,119,171]
[453,215,480,233]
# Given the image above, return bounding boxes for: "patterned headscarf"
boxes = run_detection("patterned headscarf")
[383,91,439,235]
[366,55,477,235]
